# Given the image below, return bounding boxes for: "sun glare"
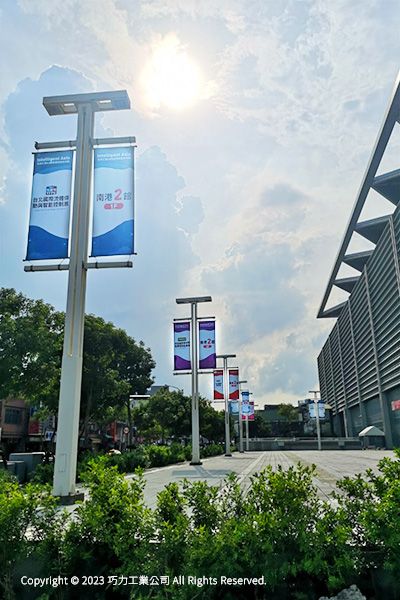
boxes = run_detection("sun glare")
[141,35,203,111]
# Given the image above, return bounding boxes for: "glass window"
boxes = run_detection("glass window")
[4,408,23,425]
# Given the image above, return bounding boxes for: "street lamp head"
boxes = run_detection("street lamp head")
[238,380,247,384]
[43,90,131,116]
[216,354,236,359]
[176,296,212,304]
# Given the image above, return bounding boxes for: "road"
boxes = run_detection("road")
[125,449,395,508]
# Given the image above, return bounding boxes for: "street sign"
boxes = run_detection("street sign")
[391,399,400,411]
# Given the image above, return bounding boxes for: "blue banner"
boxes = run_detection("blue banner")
[26,151,73,260]
[229,400,239,414]
[241,391,250,420]
[309,400,325,419]
[92,146,135,256]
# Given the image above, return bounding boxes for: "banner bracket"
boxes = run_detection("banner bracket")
[34,140,76,150]
[24,261,133,272]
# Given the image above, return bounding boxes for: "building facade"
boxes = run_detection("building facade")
[317,73,400,448]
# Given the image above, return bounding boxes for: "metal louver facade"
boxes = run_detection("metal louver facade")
[317,72,400,447]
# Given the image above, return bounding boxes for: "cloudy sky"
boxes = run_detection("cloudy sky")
[1,0,400,408]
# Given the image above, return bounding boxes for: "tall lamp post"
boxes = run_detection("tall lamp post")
[216,354,236,457]
[176,296,212,465]
[238,380,247,453]
[309,390,322,451]
[45,91,131,502]
[244,391,253,451]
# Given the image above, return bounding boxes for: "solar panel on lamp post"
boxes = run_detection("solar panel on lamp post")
[176,295,212,465]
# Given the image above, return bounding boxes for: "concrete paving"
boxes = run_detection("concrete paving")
[128,449,395,508]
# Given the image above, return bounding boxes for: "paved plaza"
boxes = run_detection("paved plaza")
[132,449,395,508]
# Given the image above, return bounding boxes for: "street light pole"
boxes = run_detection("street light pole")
[244,391,253,451]
[309,390,322,451]
[47,91,130,501]
[176,296,212,465]
[217,354,236,457]
[191,301,200,464]
[238,380,247,453]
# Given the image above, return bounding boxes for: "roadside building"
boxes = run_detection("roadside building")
[0,398,28,452]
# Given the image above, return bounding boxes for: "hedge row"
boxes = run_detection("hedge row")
[30,443,226,484]
[2,450,400,598]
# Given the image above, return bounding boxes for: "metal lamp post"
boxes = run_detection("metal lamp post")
[309,390,322,451]
[244,391,253,451]
[176,296,212,465]
[238,379,247,453]
[216,354,236,457]
[46,91,131,502]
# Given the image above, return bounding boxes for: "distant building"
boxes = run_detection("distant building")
[0,398,28,449]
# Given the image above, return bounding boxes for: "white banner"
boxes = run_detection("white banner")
[26,151,73,260]
[92,146,135,256]
[174,322,191,371]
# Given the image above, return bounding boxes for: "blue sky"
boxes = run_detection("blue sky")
[1,0,400,407]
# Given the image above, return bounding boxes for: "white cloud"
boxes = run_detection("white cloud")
[1,0,399,404]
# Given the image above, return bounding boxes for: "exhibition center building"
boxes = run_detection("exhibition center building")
[317,73,400,448]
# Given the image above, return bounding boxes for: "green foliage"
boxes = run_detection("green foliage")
[5,451,400,598]
[0,477,59,599]
[0,288,155,425]
[28,462,54,485]
[132,389,225,443]
[277,403,299,422]
[200,443,224,458]
[0,288,63,411]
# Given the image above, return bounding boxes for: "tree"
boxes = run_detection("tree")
[250,414,271,438]
[277,403,299,436]
[0,288,63,411]
[132,389,226,444]
[0,288,156,446]
[80,315,155,446]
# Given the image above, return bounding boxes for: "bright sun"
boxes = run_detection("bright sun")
[141,35,203,111]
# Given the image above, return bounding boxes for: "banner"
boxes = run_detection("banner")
[241,391,250,420]
[198,320,216,369]
[248,401,255,421]
[229,369,239,400]
[92,146,135,256]
[309,400,325,419]
[229,400,239,414]
[174,322,191,371]
[213,369,224,400]
[26,150,73,260]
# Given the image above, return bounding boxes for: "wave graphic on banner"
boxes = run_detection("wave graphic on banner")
[26,150,73,261]
[91,220,134,257]
[175,356,191,370]
[92,146,135,257]
[27,226,69,260]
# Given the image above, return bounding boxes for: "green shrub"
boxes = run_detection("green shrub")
[5,449,400,599]
[29,462,54,485]
[0,477,59,599]
[201,443,224,458]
